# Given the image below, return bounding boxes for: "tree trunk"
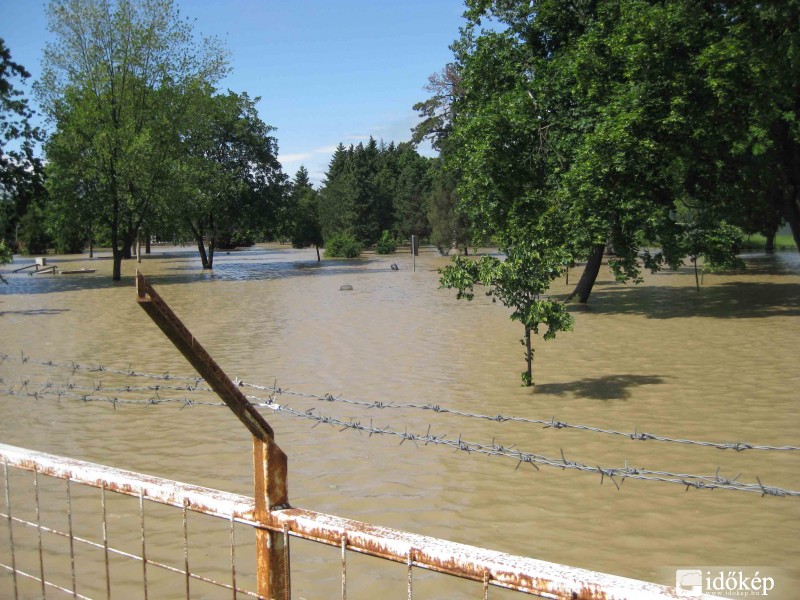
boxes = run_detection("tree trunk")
[315,245,321,262]
[123,226,135,259]
[111,227,122,281]
[523,325,533,387]
[137,235,143,264]
[190,222,210,268]
[206,216,216,269]
[206,235,215,269]
[692,256,700,291]
[88,227,94,259]
[567,243,605,303]
[145,232,151,254]
[764,230,776,254]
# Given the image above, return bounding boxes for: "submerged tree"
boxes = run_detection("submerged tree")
[445,0,796,309]
[38,0,229,280]
[180,88,284,269]
[441,242,573,386]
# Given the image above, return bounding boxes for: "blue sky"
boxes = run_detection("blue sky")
[2,0,466,185]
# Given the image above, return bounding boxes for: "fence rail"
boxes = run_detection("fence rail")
[2,442,697,599]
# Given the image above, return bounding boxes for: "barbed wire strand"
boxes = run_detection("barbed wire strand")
[3,352,798,453]
[3,384,798,498]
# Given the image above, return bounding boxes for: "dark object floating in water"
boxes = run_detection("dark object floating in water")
[390,263,399,270]
[61,269,97,275]
[340,284,353,291]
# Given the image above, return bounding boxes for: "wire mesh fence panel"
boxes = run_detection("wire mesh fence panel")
[2,443,695,599]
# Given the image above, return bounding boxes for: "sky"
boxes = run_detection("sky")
[1,0,467,186]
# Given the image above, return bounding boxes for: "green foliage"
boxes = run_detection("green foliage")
[427,166,471,255]
[39,0,230,279]
[289,166,323,257]
[1,39,45,249]
[440,243,574,386]
[683,220,745,272]
[179,88,285,267]
[449,0,800,308]
[318,139,432,246]
[17,200,49,255]
[698,223,746,272]
[324,233,363,258]
[50,218,85,254]
[216,228,256,250]
[375,230,397,254]
[0,239,10,283]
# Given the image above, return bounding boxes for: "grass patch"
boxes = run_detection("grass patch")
[741,234,796,252]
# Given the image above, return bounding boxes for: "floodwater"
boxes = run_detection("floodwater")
[1,244,798,599]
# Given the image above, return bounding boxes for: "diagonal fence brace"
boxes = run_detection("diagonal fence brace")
[136,271,290,598]
[135,271,274,440]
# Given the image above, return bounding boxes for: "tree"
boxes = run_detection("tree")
[38,0,229,280]
[441,242,573,386]
[393,143,432,241]
[289,166,323,260]
[411,63,463,153]
[427,165,471,255]
[180,88,284,268]
[412,62,479,253]
[696,2,800,252]
[0,239,11,283]
[1,39,45,251]
[447,1,798,308]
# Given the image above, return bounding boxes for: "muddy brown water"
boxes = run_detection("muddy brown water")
[1,244,798,598]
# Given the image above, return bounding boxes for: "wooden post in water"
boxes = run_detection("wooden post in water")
[135,271,290,598]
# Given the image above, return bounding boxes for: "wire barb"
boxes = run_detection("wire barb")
[3,351,799,499]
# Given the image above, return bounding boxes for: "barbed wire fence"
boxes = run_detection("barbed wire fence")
[1,351,798,499]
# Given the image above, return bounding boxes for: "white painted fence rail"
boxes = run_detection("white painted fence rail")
[0,442,709,599]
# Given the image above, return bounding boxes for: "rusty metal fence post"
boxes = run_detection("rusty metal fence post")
[136,271,290,599]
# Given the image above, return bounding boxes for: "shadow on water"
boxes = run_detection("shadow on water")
[535,374,666,400]
[584,281,800,319]
[0,308,71,317]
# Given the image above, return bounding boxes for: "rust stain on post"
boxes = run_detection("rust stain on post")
[254,437,290,599]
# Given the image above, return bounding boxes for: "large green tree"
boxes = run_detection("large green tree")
[393,142,433,241]
[698,1,800,251]
[38,0,229,280]
[434,0,800,384]
[180,88,284,268]
[318,138,431,246]
[445,0,795,311]
[0,39,45,252]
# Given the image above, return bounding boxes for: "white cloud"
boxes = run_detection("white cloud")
[279,152,313,164]
[313,144,340,154]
